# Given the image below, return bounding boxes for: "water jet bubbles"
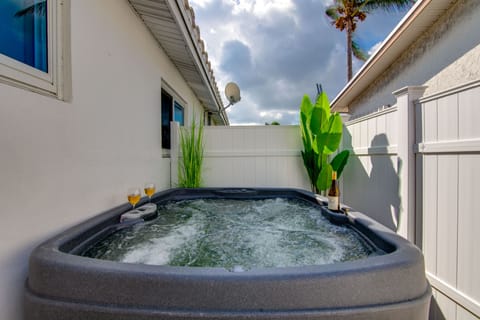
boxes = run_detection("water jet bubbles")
[83,198,377,268]
[231,265,246,272]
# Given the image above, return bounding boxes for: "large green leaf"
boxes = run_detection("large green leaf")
[300,95,314,154]
[310,106,328,138]
[301,150,316,191]
[316,113,343,155]
[316,162,333,192]
[300,94,314,117]
[331,150,350,178]
[300,112,312,151]
[315,91,331,120]
[301,150,313,181]
[310,91,331,137]
[326,114,343,153]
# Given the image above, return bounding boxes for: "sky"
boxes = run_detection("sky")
[188,0,413,125]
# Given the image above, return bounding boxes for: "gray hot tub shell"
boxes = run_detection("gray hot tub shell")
[24,188,431,320]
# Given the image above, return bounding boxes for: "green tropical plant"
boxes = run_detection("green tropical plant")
[265,121,280,125]
[300,88,350,193]
[178,118,204,188]
[325,0,414,81]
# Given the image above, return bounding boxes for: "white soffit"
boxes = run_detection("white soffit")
[128,0,228,125]
[331,0,456,112]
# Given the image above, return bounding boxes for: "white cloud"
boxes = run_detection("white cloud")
[368,41,383,56]
[190,0,411,125]
[189,0,214,8]
[231,0,294,17]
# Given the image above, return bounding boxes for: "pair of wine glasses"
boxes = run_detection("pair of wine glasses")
[127,183,156,209]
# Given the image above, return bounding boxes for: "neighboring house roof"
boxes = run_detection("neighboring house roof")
[331,0,456,113]
[128,0,228,125]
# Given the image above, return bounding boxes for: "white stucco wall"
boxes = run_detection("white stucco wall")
[0,1,205,319]
[349,0,480,117]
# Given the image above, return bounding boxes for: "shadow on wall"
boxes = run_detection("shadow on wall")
[429,297,448,320]
[342,129,401,231]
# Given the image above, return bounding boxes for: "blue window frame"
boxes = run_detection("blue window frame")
[0,0,48,72]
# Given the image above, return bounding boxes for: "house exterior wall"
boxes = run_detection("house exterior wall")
[348,0,480,118]
[0,1,205,319]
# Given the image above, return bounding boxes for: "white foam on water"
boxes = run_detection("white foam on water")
[121,219,201,265]
[232,265,245,272]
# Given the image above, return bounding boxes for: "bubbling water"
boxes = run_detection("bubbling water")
[83,198,379,270]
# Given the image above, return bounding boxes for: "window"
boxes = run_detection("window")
[162,89,186,149]
[0,0,68,98]
[161,90,173,149]
[0,0,48,72]
[174,102,185,126]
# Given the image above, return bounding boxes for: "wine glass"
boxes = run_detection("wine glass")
[144,183,156,202]
[127,188,141,209]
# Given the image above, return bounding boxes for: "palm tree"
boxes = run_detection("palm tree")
[326,0,414,81]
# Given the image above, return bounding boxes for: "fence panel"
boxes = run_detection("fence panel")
[417,81,480,320]
[202,125,310,190]
[341,107,400,231]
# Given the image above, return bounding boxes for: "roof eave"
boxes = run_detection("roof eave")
[128,0,228,125]
[171,0,228,125]
[331,0,455,113]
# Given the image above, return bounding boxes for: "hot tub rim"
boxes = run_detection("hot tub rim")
[26,188,430,311]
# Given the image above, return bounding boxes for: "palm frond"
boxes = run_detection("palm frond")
[362,0,415,12]
[352,40,369,61]
[325,6,340,21]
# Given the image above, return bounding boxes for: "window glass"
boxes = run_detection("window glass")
[161,90,173,149]
[0,0,48,72]
[162,89,187,149]
[174,101,185,126]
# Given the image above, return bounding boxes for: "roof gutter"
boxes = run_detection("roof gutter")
[170,0,228,125]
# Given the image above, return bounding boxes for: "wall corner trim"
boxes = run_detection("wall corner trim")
[392,86,428,98]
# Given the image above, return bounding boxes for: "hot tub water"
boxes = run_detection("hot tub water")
[83,198,379,269]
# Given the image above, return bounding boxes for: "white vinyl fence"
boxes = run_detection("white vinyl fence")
[416,81,480,320]
[339,81,480,320]
[170,124,310,189]
[341,106,400,231]
[201,125,310,189]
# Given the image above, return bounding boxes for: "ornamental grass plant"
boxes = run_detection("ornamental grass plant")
[178,118,204,188]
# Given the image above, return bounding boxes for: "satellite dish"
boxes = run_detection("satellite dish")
[225,82,241,105]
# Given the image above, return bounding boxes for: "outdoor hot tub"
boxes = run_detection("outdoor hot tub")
[24,188,431,320]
